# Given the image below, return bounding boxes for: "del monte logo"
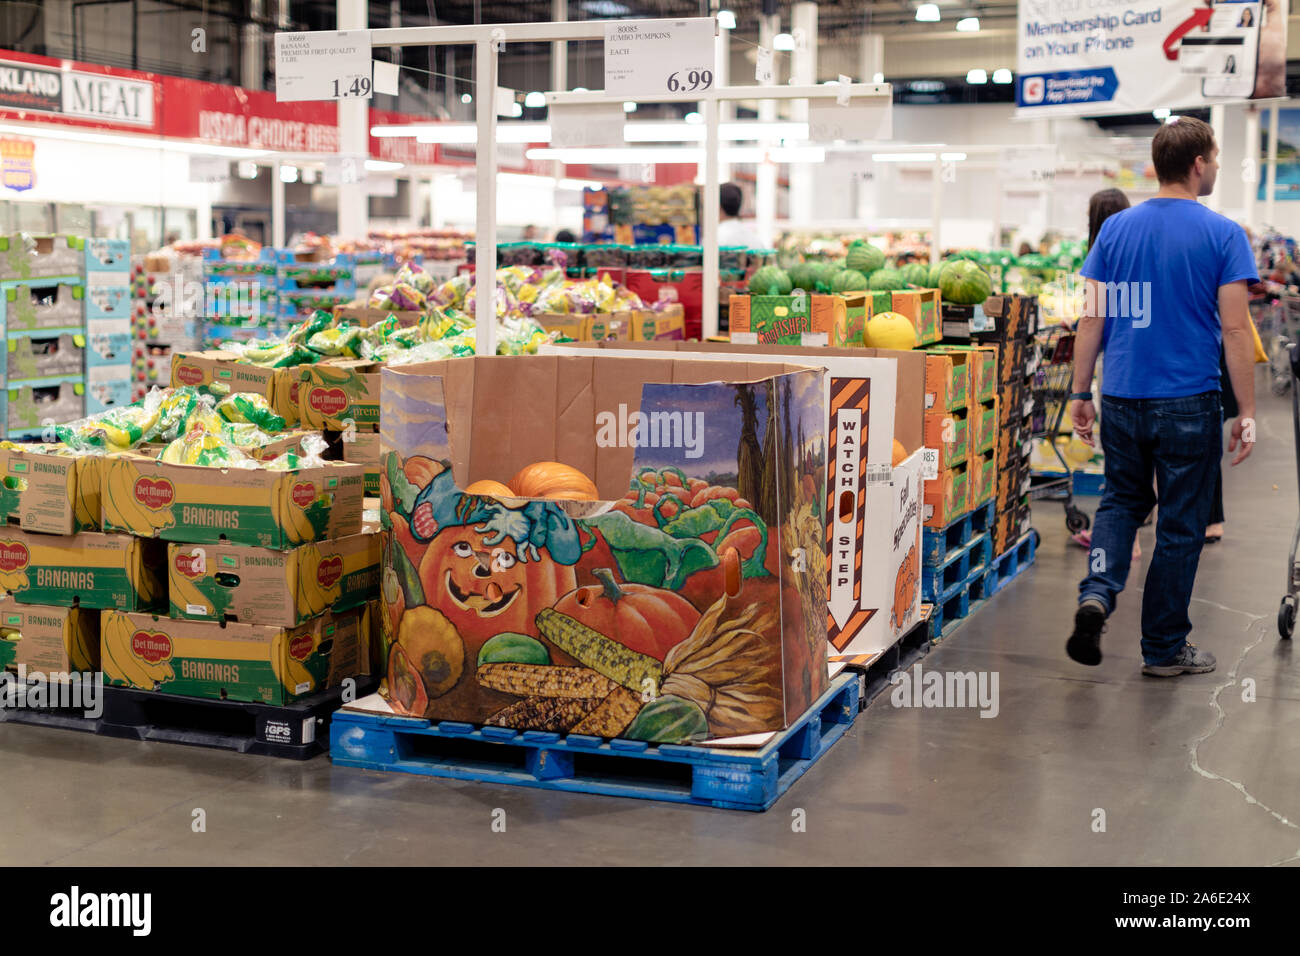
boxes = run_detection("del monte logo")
[0,540,29,572]
[290,481,315,508]
[174,364,204,386]
[288,634,314,661]
[134,476,175,510]
[131,630,172,665]
[308,387,348,417]
[316,554,343,589]
[174,552,203,578]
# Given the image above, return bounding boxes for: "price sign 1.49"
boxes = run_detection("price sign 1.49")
[332,75,373,98]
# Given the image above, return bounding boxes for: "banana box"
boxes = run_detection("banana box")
[0,598,99,677]
[298,360,380,431]
[341,430,380,496]
[0,445,102,535]
[136,428,322,464]
[101,606,363,704]
[0,528,164,610]
[101,455,366,549]
[169,350,312,427]
[168,533,380,627]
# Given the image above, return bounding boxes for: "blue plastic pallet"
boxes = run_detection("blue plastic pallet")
[922,501,995,566]
[330,672,860,812]
[985,531,1037,597]
[922,531,992,602]
[929,529,1037,642]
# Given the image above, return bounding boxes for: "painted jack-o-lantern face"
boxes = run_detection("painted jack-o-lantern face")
[418,529,577,650]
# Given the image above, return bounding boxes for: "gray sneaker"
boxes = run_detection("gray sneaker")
[1142,643,1217,677]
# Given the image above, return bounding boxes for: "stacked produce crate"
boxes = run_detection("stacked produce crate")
[297,356,381,503]
[274,251,357,330]
[975,294,1038,554]
[0,235,87,439]
[133,251,205,401]
[84,240,133,416]
[201,247,279,346]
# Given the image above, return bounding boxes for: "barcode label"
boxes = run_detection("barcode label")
[864,463,892,484]
[730,332,758,345]
[186,604,208,616]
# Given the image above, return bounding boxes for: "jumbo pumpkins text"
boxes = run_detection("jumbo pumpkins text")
[377,454,793,743]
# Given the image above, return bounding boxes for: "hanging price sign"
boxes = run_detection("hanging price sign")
[604,19,716,98]
[275,30,373,102]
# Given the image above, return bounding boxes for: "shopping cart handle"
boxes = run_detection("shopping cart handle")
[1290,340,1300,380]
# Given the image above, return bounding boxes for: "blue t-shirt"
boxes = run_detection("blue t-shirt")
[1080,198,1258,398]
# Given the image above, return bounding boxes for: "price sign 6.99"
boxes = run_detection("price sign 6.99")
[604,18,717,98]
[667,69,713,93]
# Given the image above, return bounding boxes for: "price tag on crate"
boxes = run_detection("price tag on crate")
[604,19,716,98]
[920,447,940,481]
[275,30,373,102]
[800,331,828,347]
[729,331,758,345]
[863,463,892,485]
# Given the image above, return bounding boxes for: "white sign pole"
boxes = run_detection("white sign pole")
[1244,104,1260,231]
[272,161,286,248]
[703,94,721,339]
[1266,102,1280,227]
[475,34,498,356]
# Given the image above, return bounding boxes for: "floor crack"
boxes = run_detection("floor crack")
[1186,613,1300,864]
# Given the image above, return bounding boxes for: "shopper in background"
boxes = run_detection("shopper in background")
[554,228,577,243]
[522,224,538,240]
[1066,115,1258,677]
[717,182,764,249]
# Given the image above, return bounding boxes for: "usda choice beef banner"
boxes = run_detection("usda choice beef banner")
[1016,0,1287,116]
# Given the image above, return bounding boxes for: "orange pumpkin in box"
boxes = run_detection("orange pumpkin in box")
[552,568,700,662]
[509,461,598,500]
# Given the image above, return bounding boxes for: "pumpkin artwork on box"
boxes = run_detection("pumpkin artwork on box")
[891,542,918,631]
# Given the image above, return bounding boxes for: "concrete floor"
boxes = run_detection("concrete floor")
[5,373,1300,866]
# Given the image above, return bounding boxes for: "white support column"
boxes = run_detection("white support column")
[242,0,266,90]
[1208,103,1225,212]
[930,156,942,265]
[337,0,369,241]
[1266,102,1280,228]
[272,162,286,248]
[788,2,817,233]
[1244,105,1260,231]
[475,37,498,354]
[859,34,883,83]
[755,13,780,248]
[703,95,721,338]
[715,13,732,182]
[551,0,567,185]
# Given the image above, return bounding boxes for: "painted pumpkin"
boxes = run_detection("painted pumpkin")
[892,543,919,630]
[552,568,700,661]
[892,439,907,467]
[464,479,517,498]
[386,605,465,717]
[509,461,598,500]
[417,526,577,658]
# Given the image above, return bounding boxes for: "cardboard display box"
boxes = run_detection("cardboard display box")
[969,448,996,507]
[0,234,84,281]
[891,289,941,346]
[537,338,925,659]
[298,360,380,431]
[7,382,84,436]
[377,353,831,742]
[0,446,102,535]
[923,350,968,413]
[935,343,997,404]
[924,464,969,529]
[923,408,968,471]
[7,333,85,383]
[0,598,98,677]
[101,456,365,548]
[728,293,867,348]
[968,398,997,456]
[0,529,164,610]
[100,606,363,705]
[630,305,686,341]
[342,430,381,496]
[170,350,312,427]
[168,533,380,626]
[0,280,83,333]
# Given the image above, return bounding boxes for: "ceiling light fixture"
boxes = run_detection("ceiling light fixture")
[1152,108,1171,120]
[956,17,980,31]
[718,9,737,29]
[523,91,546,108]
[279,164,299,183]
[364,159,404,172]
[992,68,1013,84]
[966,68,988,84]
[916,4,941,22]
[461,93,472,104]
[774,33,795,51]
[623,101,637,112]
[684,111,703,124]
[908,80,944,93]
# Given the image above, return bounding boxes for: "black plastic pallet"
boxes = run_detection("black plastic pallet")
[330,673,860,811]
[839,618,931,707]
[0,678,377,759]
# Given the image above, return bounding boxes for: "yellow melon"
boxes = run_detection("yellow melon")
[865,311,917,350]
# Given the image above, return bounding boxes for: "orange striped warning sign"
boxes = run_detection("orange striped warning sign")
[826,376,872,651]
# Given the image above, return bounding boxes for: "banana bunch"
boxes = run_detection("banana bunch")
[295,544,341,618]
[0,626,20,641]
[103,459,174,534]
[272,473,321,546]
[66,455,103,531]
[101,611,174,689]
[65,613,97,673]
[272,631,317,696]
[0,568,29,593]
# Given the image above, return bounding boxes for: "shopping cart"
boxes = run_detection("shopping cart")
[1278,340,1300,639]
[1267,294,1300,396]
[1027,324,1091,535]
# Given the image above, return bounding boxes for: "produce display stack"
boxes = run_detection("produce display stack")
[975,294,1039,554]
[0,235,87,439]
[582,184,699,245]
[132,252,205,402]
[84,240,134,417]
[921,344,999,534]
[273,251,358,331]
[200,247,279,346]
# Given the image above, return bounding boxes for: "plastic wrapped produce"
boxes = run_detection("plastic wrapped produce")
[216,392,287,433]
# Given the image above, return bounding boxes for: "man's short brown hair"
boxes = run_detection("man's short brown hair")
[1151,116,1216,184]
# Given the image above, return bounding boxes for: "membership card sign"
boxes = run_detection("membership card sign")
[1016,0,1286,116]
[604,19,716,98]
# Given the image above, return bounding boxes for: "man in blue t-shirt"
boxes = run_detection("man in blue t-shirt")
[1066,115,1258,677]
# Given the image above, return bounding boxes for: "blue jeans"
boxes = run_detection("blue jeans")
[1078,391,1222,665]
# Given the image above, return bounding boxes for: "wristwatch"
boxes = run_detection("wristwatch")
[1068,392,1094,402]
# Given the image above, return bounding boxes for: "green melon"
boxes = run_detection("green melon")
[786,262,818,292]
[927,262,946,287]
[748,265,793,296]
[831,269,869,293]
[938,259,993,305]
[477,633,551,667]
[868,267,905,291]
[622,695,709,743]
[899,262,930,287]
[845,240,885,275]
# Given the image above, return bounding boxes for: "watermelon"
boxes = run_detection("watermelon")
[845,240,885,275]
[623,695,709,743]
[810,262,838,292]
[786,262,818,292]
[748,265,793,295]
[939,259,992,305]
[900,262,929,287]
[868,267,905,291]
[927,262,945,287]
[831,269,868,293]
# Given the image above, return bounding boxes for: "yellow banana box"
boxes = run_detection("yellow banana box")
[101,455,366,549]
[298,360,380,431]
[168,533,381,627]
[0,445,103,535]
[0,528,164,610]
[137,429,323,463]
[341,430,380,496]
[169,350,311,427]
[0,598,99,677]
[100,606,363,704]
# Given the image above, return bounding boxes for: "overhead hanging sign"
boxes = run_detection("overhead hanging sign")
[1016,0,1287,117]
[187,154,229,184]
[550,101,626,148]
[0,57,154,126]
[274,30,373,102]
[0,136,35,192]
[604,18,716,98]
